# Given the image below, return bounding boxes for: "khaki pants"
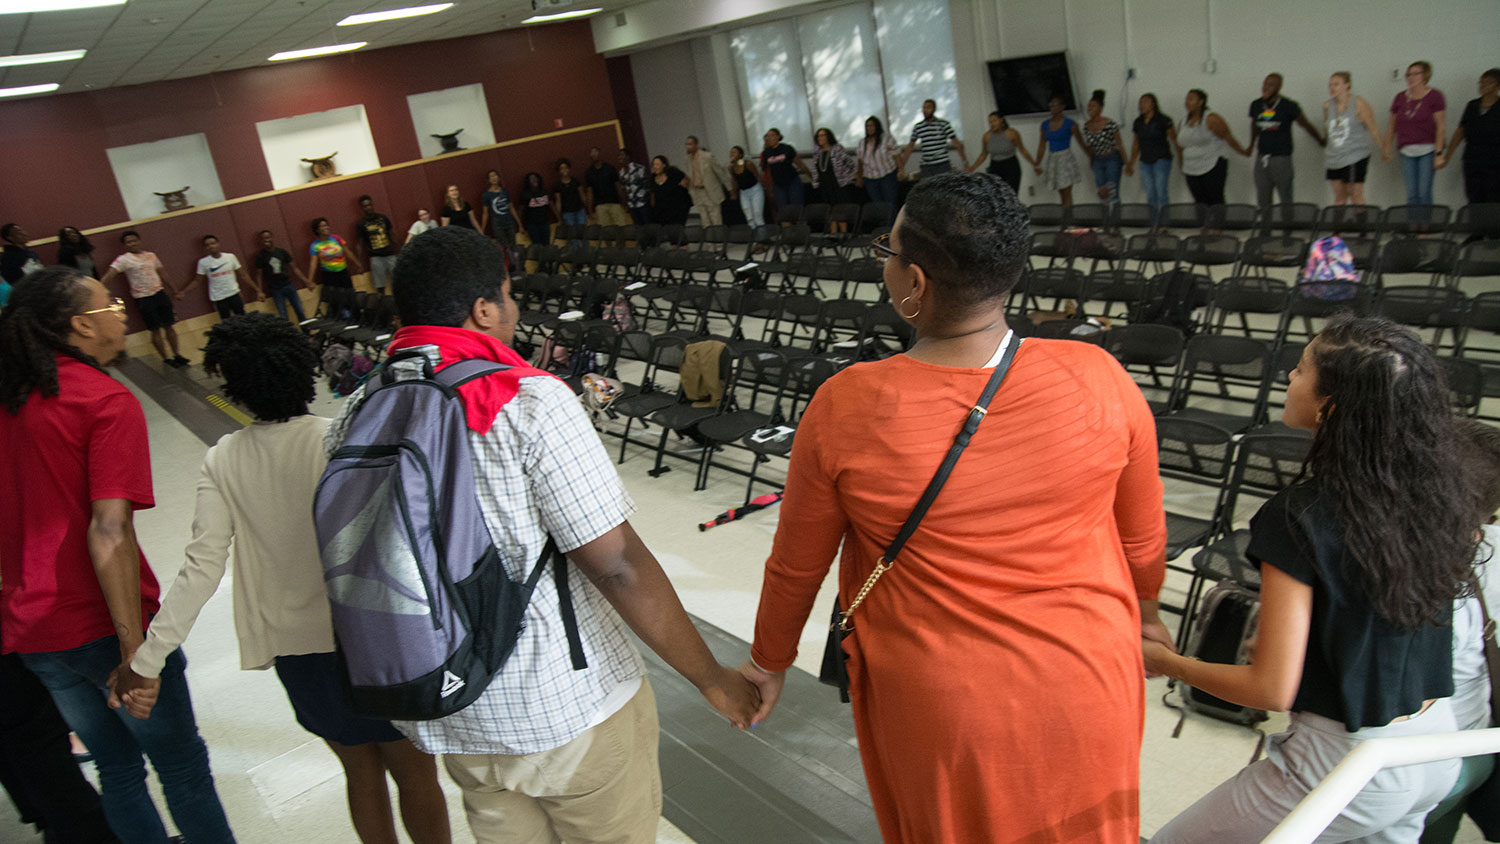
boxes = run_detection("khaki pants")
[593,204,630,228]
[442,680,661,844]
[688,188,723,226]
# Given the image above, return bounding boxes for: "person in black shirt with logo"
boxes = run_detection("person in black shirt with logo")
[478,170,519,247]
[355,195,396,291]
[254,229,309,322]
[1146,315,1472,844]
[1247,73,1325,213]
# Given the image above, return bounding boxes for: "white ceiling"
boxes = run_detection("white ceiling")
[0,0,633,97]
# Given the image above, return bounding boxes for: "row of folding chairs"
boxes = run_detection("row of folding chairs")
[1155,419,1312,637]
[1026,230,1500,295]
[1060,320,1485,424]
[1028,201,1500,239]
[569,330,845,495]
[298,286,396,358]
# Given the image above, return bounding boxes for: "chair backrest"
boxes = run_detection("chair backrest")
[1124,232,1182,265]
[1373,286,1468,330]
[858,201,893,232]
[776,203,805,225]
[1171,333,1275,419]
[729,348,792,414]
[1237,235,1308,271]
[802,203,831,232]
[1438,357,1483,416]
[1221,428,1312,524]
[1456,240,1500,284]
[1381,204,1452,235]
[1067,204,1110,229]
[1216,203,1261,231]
[1116,203,1153,230]
[1031,318,1105,344]
[1107,323,1186,368]
[1375,236,1457,285]
[1028,203,1066,228]
[1256,202,1319,232]
[1156,415,1237,487]
[1315,204,1380,236]
[1179,234,1242,268]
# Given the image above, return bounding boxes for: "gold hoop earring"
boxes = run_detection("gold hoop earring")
[898,295,921,319]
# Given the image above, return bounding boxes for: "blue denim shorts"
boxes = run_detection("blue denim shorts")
[274,652,404,746]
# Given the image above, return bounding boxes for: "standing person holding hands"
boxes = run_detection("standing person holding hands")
[966,111,1032,195]
[439,185,481,231]
[1127,94,1177,231]
[728,146,765,227]
[1247,73,1325,212]
[307,217,364,292]
[1385,61,1447,207]
[857,116,905,207]
[1322,72,1387,206]
[1033,94,1089,206]
[1083,90,1128,209]
[1436,68,1500,206]
[1176,89,1251,221]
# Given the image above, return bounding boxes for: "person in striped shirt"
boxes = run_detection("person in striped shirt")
[899,99,967,178]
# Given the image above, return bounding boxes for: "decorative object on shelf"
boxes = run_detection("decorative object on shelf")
[152,187,192,212]
[432,129,464,153]
[301,152,339,180]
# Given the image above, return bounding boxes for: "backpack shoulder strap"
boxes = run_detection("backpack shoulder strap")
[523,538,588,671]
[436,358,512,387]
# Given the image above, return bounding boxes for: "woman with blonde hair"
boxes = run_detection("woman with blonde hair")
[1323,71,1387,205]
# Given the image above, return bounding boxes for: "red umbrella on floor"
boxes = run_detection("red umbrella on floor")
[698,492,783,531]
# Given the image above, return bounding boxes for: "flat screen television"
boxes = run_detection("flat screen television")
[986,52,1078,117]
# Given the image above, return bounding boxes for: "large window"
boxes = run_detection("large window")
[730,0,960,156]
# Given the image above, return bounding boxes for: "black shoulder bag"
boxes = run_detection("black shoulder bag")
[818,337,1022,702]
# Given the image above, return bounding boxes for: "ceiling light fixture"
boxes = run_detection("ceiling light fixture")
[0,82,61,97]
[337,3,452,26]
[268,42,367,62]
[521,7,602,24]
[0,49,87,67]
[0,0,125,13]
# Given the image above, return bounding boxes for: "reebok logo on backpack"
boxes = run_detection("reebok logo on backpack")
[314,351,586,721]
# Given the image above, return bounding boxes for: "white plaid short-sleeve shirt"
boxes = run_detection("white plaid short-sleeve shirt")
[326,347,644,755]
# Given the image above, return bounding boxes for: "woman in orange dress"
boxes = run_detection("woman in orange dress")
[741,172,1169,843]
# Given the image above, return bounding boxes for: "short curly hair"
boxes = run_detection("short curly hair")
[201,313,318,421]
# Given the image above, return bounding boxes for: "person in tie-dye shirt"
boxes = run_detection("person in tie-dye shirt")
[305,217,363,290]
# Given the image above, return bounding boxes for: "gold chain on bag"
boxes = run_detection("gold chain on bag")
[835,556,894,632]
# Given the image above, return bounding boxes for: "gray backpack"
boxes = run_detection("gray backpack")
[314,351,586,721]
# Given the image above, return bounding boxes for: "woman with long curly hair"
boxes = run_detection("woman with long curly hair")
[110,313,452,844]
[1146,314,1474,844]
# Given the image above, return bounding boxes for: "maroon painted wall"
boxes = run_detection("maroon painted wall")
[0,20,617,235]
[0,20,628,327]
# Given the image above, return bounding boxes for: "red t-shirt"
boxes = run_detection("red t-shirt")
[0,356,161,654]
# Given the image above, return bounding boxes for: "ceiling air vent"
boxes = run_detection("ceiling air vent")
[614,12,627,27]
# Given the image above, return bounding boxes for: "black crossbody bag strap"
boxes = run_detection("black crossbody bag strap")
[834,336,1022,633]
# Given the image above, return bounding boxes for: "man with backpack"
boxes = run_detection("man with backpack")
[321,227,759,844]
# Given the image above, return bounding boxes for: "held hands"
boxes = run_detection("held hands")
[107,663,161,719]
[737,660,786,728]
[697,663,762,730]
[1434,154,1448,171]
[1141,640,1177,679]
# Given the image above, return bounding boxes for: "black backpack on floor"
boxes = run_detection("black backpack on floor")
[1132,269,1201,336]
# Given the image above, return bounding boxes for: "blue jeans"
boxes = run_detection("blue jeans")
[1091,154,1123,207]
[271,285,306,322]
[1139,158,1171,227]
[737,183,766,227]
[864,172,899,207]
[22,637,235,844]
[1399,152,1435,206]
[561,209,587,226]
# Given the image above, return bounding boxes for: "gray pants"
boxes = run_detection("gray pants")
[1254,154,1295,210]
[1150,700,1460,844]
[369,254,397,290]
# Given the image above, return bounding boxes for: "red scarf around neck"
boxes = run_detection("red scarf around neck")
[385,325,553,433]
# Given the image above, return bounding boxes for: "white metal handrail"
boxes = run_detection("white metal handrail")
[1262,727,1500,844]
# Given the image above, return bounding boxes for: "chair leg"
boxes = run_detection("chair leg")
[744,456,761,503]
[617,417,634,464]
[648,427,673,477]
